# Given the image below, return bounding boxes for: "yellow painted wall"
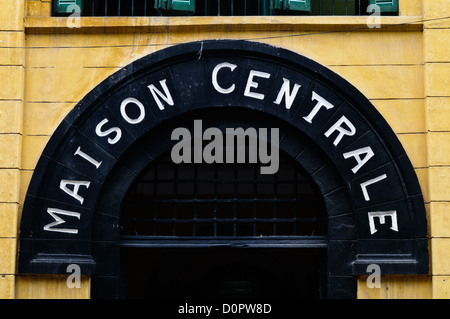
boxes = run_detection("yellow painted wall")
[0,0,448,298]
[423,0,450,300]
[15,275,90,299]
[0,0,24,299]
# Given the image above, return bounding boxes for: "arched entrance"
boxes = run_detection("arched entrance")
[118,110,328,299]
[18,40,429,299]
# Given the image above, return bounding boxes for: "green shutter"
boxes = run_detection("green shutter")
[53,0,82,14]
[155,0,195,15]
[369,0,399,13]
[272,0,311,12]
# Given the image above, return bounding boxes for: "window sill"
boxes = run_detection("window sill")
[24,15,424,34]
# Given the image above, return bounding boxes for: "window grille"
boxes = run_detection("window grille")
[53,0,398,17]
[120,150,327,242]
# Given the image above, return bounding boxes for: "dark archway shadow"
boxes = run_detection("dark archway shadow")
[121,247,327,299]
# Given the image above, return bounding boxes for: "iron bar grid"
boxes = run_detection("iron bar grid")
[120,151,327,239]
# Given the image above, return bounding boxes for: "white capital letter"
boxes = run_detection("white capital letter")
[303,91,335,123]
[343,146,375,174]
[273,78,301,110]
[74,147,102,169]
[148,79,174,110]
[244,70,271,100]
[212,62,237,94]
[60,180,91,205]
[360,174,388,201]
[95,118,122,145]
[120,97,146,124]
[368,211,398,235]
[43,208,81,234]
[324,115,356,146]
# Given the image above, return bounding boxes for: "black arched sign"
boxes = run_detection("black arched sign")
[18,40,429,296]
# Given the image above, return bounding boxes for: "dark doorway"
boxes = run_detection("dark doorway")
[120,247,327,299]
[118,146,328,299]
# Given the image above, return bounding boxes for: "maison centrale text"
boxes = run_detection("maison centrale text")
[43,61,398,236]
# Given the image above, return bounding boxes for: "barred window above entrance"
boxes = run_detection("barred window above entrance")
[52,0,399,17]
[120,150,327,239]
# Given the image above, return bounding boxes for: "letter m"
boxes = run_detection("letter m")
[43,208,81,234]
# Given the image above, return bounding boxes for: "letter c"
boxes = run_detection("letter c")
[212,62,237,94]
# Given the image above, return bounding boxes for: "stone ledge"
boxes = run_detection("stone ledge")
[24,16,425,34]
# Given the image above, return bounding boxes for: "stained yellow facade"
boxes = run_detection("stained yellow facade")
[0,0,449,299]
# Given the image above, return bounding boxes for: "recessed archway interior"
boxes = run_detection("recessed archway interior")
[117,108,330,299]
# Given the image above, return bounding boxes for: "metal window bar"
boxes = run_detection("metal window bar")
[59,0,377,16]
[120,151,327,240]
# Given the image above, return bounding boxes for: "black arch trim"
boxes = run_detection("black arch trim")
[18,40,429,285]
